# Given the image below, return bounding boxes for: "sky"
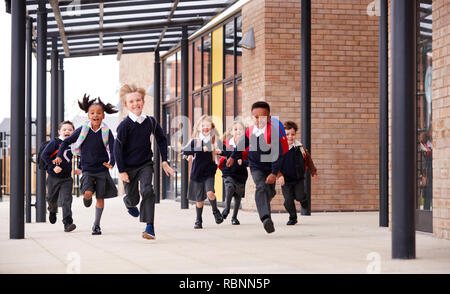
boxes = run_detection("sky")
[0,1,120,124]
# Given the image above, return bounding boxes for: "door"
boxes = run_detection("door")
[162,102,181,200]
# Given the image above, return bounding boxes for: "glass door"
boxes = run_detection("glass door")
[162,102,181,200]
[416,0,433,233]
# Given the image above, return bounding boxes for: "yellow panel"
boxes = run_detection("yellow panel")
[212,84,223,202]
[212,26,223,83]
[211,26,224,202]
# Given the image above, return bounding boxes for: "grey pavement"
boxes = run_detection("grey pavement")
[0,196,449,274]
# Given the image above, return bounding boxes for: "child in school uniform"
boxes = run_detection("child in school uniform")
[183,115,224,229]
[114,84,175,240]
[226,101,289,234]
[277,121,317,225]
[55,95,118,235]
[41,120,79,232]
[217,120,248,225]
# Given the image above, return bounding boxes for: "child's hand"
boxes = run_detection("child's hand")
[162,161,175,177]
[215,148,222,155]
[120,172,130,183]
[265,174,277,185]
[237,159,242,165]
[54,157,62,165]
[203,146,209,152]
[103,162,113,169]
[277,175,285,186]
[226,157,235,167]
[53,166,62,174]
[74,169,82,175]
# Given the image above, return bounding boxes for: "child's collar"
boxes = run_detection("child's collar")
[88,121,105,133]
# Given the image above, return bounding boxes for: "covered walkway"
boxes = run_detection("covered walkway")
[0,197,449,274]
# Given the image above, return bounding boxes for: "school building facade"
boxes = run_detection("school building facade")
[118,0,449,240]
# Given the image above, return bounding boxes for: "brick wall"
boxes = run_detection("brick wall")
[240,0,379,213]
[432,0,450,240]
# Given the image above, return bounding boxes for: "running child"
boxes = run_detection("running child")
[114,84,175,240]
[217,120,248,225]
[226,101,289,234]
[277,121,317,225]
[41,120,79,232]
[55,95,118,235]
[182,115,224,229]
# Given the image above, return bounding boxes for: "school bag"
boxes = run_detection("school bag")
[218,138,248,171]
[298,143,317,177]
[37,140,60,170]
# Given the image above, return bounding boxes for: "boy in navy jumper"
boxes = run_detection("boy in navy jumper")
[42,121,79,232]
[183,115,223,229]
[218,120,248,225]
[115,84,174,240]
[55,95,118,235]
[226,101,289,234]
[277,121,316,225]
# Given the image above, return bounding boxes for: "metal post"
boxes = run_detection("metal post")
[379,0,389,227]
[10,0,26,239]
[154,50,161,204]
[26,16,33,223]
[36,0,47,223]
[391,0,416,259]
[51,37,59,138]
[301,0,311,216]
[180,26,189,209]
[58,57,65,122]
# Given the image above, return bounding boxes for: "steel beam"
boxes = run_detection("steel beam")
[180,26,189,209]
[10,0,26,239]
[51,37,59,138]
[26,16,33,224]
[154,50,161,204]
[391,0,416,259]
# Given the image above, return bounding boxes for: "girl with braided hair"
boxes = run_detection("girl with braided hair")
[55,94,118,235]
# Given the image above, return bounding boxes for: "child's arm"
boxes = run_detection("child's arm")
[182,139,197,156]
[106,130,115,168]
[114,124,127,173]
[228,132,249,167]
[55,127,81,163]
[41,140,58,169]
[152,118,169,163]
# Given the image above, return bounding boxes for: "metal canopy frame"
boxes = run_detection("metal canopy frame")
[25,0,237,58]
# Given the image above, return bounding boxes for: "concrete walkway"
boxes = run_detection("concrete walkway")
[0,196,449,274]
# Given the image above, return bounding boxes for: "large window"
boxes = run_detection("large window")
[164,54,176,101]
[203,34,212,87]
[224,21,235,79]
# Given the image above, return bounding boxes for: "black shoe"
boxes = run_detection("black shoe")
[231,218,240,225]
[49,212,57,224]
[263,218,275,234]
[194,220,203,229]
[83,197,92,208]
[286,219,298,225]
[64,223,76,232]
[92,225,102,235]
[221,208,229,220]
[213,210,224,224]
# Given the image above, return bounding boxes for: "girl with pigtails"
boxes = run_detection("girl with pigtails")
[55,94,119,235]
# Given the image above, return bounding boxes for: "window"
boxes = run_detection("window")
[164,54,176,101]
[176,50,181,98]
[194,41,202,90]
[236,15,242,75]
[236,78,242,116]
[224,20,235,79]
[224,82,234,132]
[203,34,212,87]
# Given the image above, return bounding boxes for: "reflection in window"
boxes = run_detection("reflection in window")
[203,34,212,87]
[224,21,235,79]
[165,54,176,101]
[194,41,202,90]
[203,91,211,116]
[176,50,181,98]
[193,93,202,126]
[224,82,234,132]
[236,79,242,116]
[236,15,242,75]
[417,0,432,211]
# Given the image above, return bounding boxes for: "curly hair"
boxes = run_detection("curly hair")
[78,94,118,114]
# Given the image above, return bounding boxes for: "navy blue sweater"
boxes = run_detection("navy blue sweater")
[231,125,284,175]
[220,142,248,184]
[183,139,217,182]
[42,138,73,178]
[114,116,168,173]
[280,146,306,184]
[57,126,115,173]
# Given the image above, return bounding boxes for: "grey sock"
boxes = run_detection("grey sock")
[209,198,218,212]
[94,207,104,226]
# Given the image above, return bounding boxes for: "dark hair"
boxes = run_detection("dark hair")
[58,120,75,131]
[78,94,118,114]
[251,101,270,113]
[284,121,298,132]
